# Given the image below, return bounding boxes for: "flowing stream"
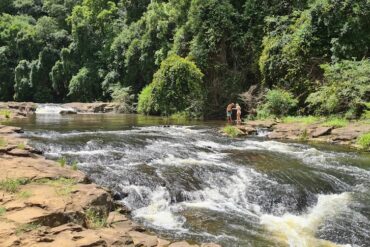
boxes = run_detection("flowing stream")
[5,111,370,247]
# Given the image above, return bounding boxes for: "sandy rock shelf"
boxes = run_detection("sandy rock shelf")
[0,127,221,247]
[233,120,370,150]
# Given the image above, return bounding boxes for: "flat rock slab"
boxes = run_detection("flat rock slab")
[310,126,333,138]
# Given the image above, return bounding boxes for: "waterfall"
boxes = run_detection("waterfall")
[35,104,77,114]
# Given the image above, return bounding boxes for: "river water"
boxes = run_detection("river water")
[4,112,370,247]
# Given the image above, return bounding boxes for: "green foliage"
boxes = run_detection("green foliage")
[283,116,320,125]
[36,177,76,196]
[0,137,7,147]
[0,178,29,193]
[71,161,78,171]
[259,89,298,117]
[0,0,369,120]
[138,55,204,117]
[57,156,66,167]
[85,208,107,229]
[17,143,26,150]
[0,109,12,118]
[357,133,370,150]
[299,129,309,141]
[68,67,100,102]
[306,60,370,117]
[17,190,32,199]
[0,207,6,217]
[322,118,349,128]
[109,85,134,113]
[15,223,40,236]
[222,125,242,138]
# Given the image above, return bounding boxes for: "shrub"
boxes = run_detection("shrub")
[306,60,370,117]
[357,133,370,150]
[323,117,349,128]
[138,55,204,117]
[259,89,298,117]
[85,208,107,229]
[137,84,156,115]
[109,85,135,113]
[222,125,243,138]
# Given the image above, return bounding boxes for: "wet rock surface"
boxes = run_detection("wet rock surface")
[234,120,370,150]
[63,102,123,114]
[0,127,220,246]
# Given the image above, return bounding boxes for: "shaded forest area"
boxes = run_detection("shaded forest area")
[0,0,369,118]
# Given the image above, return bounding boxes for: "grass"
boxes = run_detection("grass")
[322,117,349,128]
[57,157,67,168]
[282,116,321,125]
[85,208,107,229]
[17,143,26,150]
[17,190,32,199]
[15,223,40,236]
[71,161,78,171]
[0,178,29,193]
[0,207,6,217]
[0,137,7,148]
[299,129,309,141]
[0,109,12,119]
[357,132,370,150]
[222,125,243,138]
[35,177,76,196]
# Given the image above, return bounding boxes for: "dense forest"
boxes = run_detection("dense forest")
[0,0,369,119]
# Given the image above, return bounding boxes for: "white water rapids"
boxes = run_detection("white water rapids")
[24,125,370,247]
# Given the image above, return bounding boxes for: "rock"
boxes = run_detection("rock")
[236,126,257,135]
[62,102,122,114]
[201,244,222,247]
[0,125,23,134]
[310,126,333,138]
[169,241,199,247]
[129,231,158,247]
[60,110,77,115]
[246,120,276,129]
[268,123,305,140]
[107,211,128,225]
[7,148,31,157]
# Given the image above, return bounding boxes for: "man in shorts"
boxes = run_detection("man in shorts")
[226,103,234,123]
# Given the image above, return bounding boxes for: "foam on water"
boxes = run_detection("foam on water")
[35,104,77,114]
[24,124,370,246]
[261,193,352,247]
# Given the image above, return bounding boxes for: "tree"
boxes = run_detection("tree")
[138,55,204,116]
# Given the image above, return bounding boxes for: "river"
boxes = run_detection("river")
[4,110,370,247]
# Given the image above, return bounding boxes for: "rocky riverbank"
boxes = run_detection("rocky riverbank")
[233,120,370,150]
[0,125,220,247]
[0,102,126,120]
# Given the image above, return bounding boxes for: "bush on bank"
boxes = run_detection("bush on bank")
[257,89,298,118]
[138,55,204,117]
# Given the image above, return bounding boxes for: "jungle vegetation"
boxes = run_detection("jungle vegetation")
[0,0,369,119]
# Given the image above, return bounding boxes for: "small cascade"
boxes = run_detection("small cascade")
[36,104,77,115]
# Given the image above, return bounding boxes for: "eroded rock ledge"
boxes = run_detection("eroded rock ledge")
[233,120,370,150]
[0,102,126,120]
[0,126,221,247]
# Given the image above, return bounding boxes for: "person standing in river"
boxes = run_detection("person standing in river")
[234,103,242,125]
[226,103,235,123]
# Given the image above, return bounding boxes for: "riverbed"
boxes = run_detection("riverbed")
[5,113,370,247]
